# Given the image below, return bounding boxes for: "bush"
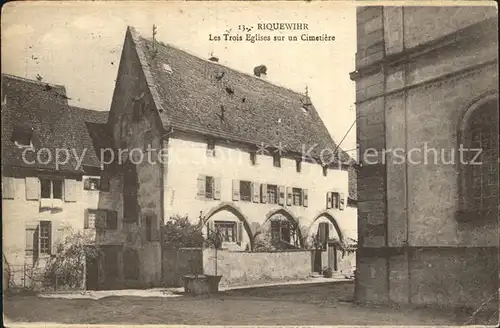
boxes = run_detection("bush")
[43,229,97,290]
[162,215,204,249]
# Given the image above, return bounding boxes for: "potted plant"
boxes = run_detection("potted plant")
[323,267,333,278]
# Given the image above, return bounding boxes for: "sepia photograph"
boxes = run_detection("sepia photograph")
[1,0,498,326]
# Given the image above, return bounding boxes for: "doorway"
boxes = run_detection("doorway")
[85,246,98,290]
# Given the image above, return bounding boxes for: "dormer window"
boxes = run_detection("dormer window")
[206,139,216,157]
[11,123,34,148]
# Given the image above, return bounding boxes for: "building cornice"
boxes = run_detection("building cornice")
[350,16,498,82]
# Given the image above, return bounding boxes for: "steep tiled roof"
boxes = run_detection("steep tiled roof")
[1,74,109,172]
[128,27,351,164]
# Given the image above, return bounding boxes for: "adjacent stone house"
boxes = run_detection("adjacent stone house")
[99,26,357,288]
[1,74,110,289]
[351,6,498,309]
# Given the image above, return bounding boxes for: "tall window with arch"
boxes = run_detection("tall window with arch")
[461,96,499,219]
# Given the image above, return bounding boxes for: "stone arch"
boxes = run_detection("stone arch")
[202,202,254,251]
[263,207,304,248]
[457,91,499,212]
[310,210,344,244]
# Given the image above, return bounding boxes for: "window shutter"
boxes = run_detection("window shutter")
[213,177,221,200]
[232,179,240,201]
[302,189,308,207]
[237,221,243,243]
[64,179,77,202]
[2,177,15,199]
[326,192,332,209]
[278,186,285,205]
[83,178,91,191]
[339,192,345,210]
[25,177,39,200]
[286,187,292,206]
[253,182,260,203]
[197,175,206,197]
[260,183,268,203]
[52,221,64,255]
[25,223,38,256]
[84,209,89,229]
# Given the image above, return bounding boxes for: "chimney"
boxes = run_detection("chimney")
[253,65,267,78]
[209,53,219,62]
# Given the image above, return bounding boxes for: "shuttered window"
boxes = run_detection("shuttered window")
[339,193,345,210]
[2,177,15,199]
[240,181,252,201]
[197,175,220,200]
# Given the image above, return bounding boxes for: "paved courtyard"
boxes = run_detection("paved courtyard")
[3,281,498,326]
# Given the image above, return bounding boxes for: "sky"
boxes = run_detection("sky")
[2,1,357,154]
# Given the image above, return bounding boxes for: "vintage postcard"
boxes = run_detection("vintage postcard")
[1,0,498,326]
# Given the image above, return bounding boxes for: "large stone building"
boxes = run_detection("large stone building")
[351,6,498,309]
[97,26,357,288]
[1,74,111,289]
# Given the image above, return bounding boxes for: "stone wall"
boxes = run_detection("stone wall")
[203,249,312,286]
[353,6,499,310]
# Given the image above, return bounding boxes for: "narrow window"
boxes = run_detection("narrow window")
[323,166,328,177]
[331,192,339,209]
[296,159,302,173]
[205,176,214,199]
[207,139,216,157]
[273,153,281,168]
[39,221,52,255]
[250,151,257,165]
[145,216,152,242]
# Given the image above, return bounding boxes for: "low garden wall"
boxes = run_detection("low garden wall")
[202,249,312,286]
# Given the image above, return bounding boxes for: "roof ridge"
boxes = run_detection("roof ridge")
[2,73,66,89]
[133,32,307,98]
